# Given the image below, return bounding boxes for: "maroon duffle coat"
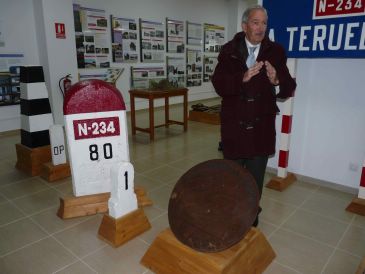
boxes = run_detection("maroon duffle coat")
[212,32,296,159]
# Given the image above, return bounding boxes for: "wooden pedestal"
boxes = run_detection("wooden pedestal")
[98,208,151,247]
[189,110,220,125]
[15,143,51,176]
[356,256,365,274]
[141,227,275,274]
[57,186,152,219]
[135,186,153,207]
[57,192,110,219]
[40,162,71,182]
[346,197,365,216]
[265,172,297,192]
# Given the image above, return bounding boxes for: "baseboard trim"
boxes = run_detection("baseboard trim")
[266,167,358,195]
[0,129,20,137]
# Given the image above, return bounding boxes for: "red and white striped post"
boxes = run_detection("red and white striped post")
[277,96,294,178]
[266,59,297,191]
[359,159,365,199]
[346,158,365,215]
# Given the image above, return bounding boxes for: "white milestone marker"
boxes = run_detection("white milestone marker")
[63,80,129,197]
[49,125,66,166]
[108,162,138,219]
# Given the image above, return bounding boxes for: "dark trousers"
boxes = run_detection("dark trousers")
[234,156,268,198]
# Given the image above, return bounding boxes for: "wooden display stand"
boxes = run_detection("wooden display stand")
[346,198,365,216]
[265,172,297,192]
[188,110,220,125]
[129,88,188,140]
[40,162,71,182]
[98,208,151,247]
[141,227,275,274]
[356,256,365,274]
[15,143,51,176]
[57,186,152,219]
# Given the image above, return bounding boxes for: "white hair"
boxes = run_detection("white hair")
[241,5,268,23]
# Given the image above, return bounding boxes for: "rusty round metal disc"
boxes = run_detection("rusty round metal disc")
[168,159,259,253]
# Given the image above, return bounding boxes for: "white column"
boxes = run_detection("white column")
[33,0,78,125]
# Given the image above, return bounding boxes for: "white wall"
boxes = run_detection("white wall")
[290,59,365,189]
[33,0,79,125]
[267,58,365,190]
[0,0,40,131]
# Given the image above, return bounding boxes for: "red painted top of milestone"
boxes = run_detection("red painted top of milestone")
[63,80,126,114]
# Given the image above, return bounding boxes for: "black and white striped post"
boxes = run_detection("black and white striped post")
[19,66,53,147]
[15,66,53,175]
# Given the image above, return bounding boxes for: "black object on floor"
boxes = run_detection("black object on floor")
[218,141,223,151]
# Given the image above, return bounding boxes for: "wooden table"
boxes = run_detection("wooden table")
[129,88,188,140]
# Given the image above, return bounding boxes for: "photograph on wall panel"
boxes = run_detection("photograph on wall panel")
[186,49,202,87]
[186,21,202,46]
[111,16,139,63]
[73,4,111,68]
[139,19,165,63]
[130,66,166,90]
[204,23,225,52]
[167,56,185,88]
[203,55,218,82]
[166,18,185,53]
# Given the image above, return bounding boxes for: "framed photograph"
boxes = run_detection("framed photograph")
[186,49,202,87]
[140,19,165,63]
[204,23,225,52]
[186,21,202,46]
[166,18,185,53]
[203,56,218,82]
[72,4,111,68]
[131,66,166,89]
[111,16,139,63]
[167,56,185,88]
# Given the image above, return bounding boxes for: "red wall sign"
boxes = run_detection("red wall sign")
[313,0,365,19]
[55,23,66,39]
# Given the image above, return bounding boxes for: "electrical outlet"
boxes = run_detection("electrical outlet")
[349,162,359,172]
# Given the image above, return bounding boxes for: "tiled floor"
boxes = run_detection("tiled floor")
[0,99,364,274]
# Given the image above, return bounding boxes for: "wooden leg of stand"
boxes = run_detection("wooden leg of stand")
[265,172,296,192]
[141,227,275,274]
[346,198,365,216]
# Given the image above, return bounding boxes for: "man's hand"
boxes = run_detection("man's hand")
[243,61,264,82]
[265,61,279,85]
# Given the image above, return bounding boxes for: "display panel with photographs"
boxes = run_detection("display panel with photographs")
[186,21,202,46]
[203,56,218,82]
[0,53,23,106]
[204,23,225,52]
[131,66,166,89]
[111,16,139,63]
[73,4,111,68]
[167,57,185,88]
[140,19,165,63]
[186,49,202,87]
[166,18,185,53]
[79,68,124,85]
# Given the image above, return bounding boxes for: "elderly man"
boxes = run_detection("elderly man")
[212,5,296,226]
